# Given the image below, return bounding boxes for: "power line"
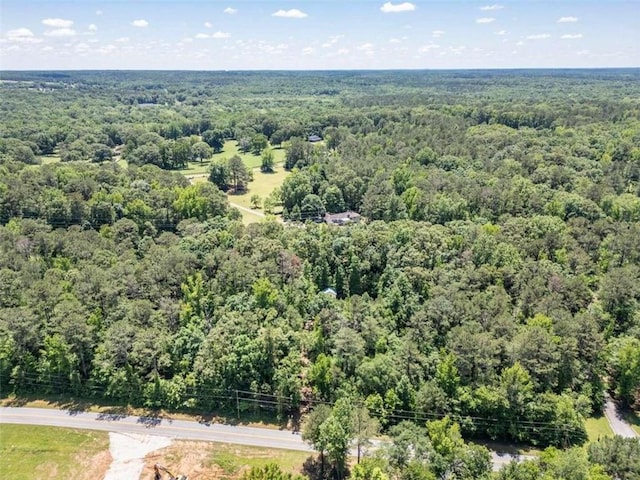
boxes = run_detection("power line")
[3,373,584,436]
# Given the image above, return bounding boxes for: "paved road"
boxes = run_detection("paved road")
[0,407,312,452]
[604,396,638,438]
[0,407,526,470]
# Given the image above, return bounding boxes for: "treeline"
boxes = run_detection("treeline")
[0,161,637,446]
[0,70,639,452]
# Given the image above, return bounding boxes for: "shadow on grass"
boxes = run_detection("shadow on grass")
[302,455,348,480]
[472,439,539,456]
[196,408,293,431]
[620,408,640,430]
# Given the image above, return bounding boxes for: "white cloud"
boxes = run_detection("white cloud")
[322,34,344,48]
[577,49,589,56]
[380,2,416,13]
[432,30,445,38]
[337,48,349,55]
[526,34,551,40]
[516,41,524,46]
[88,24,98,32]
[561,34,583,39]
[131,19,149,27]
[272,9,307,18]
[204,22,213,28]
[389,38,402,44]
[45,28,76,37]
[4,28,42,45]
[419,44,440,53]
[195,33,209,39]
[302,47,314,55]
[42,18,74,28]
[558,16,578,23]
[6,28,34,38]
[476,17,495,24]
[494,30,507,35]
[212,31,231,39]
[96,10,103,15]
[115,37,130,43]
[98,44,117,54]
[42,45,54,52]
[480,4,504,11]
[224,7,237,15]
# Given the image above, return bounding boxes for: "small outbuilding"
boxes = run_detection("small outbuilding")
[324,211,362,226]
[308,135,322,143]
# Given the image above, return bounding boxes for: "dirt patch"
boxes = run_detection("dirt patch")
[75,449,113,480]
[144,441,225,480]
[34,462,58,480]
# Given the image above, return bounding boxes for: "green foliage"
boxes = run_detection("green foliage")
[607,336,640,407]
[588,436,640,480]
[2,70,640,454]
[261,148,275,173]
[228,154,252,192]
[241,463,305,480]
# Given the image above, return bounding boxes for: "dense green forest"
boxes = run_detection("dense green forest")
[1,70,640,478]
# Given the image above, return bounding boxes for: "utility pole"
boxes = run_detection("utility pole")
[236,389,240,419]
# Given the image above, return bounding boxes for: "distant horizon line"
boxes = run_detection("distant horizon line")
[2,67,639,73]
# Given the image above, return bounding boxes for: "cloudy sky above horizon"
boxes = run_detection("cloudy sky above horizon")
[1,0,638,70]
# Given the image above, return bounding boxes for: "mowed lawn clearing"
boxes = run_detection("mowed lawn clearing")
[229,163,289,216]
[584,416,614,443]
[1,424,111,480]
[181,140,285,175]
[38,154,62,165]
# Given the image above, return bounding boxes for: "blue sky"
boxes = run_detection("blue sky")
[1,0,638,70]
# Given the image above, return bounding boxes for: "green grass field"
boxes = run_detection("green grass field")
[230,164,289,210]
[207,443,309,477]
[228,163,290,225]
[585,416,614,443]
[1,424,109,480]
[38,154,62,165]
[181,140,286,175]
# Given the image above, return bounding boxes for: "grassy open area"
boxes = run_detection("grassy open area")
[230,163,289,210]
[146,440,310,480]
[38,154,61,165]
[229,165,289,225]
[181,140,286,175]
[585,416,614,443]
[208,443,309,475]
[1,424,110,480]
[232,206,268,225]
